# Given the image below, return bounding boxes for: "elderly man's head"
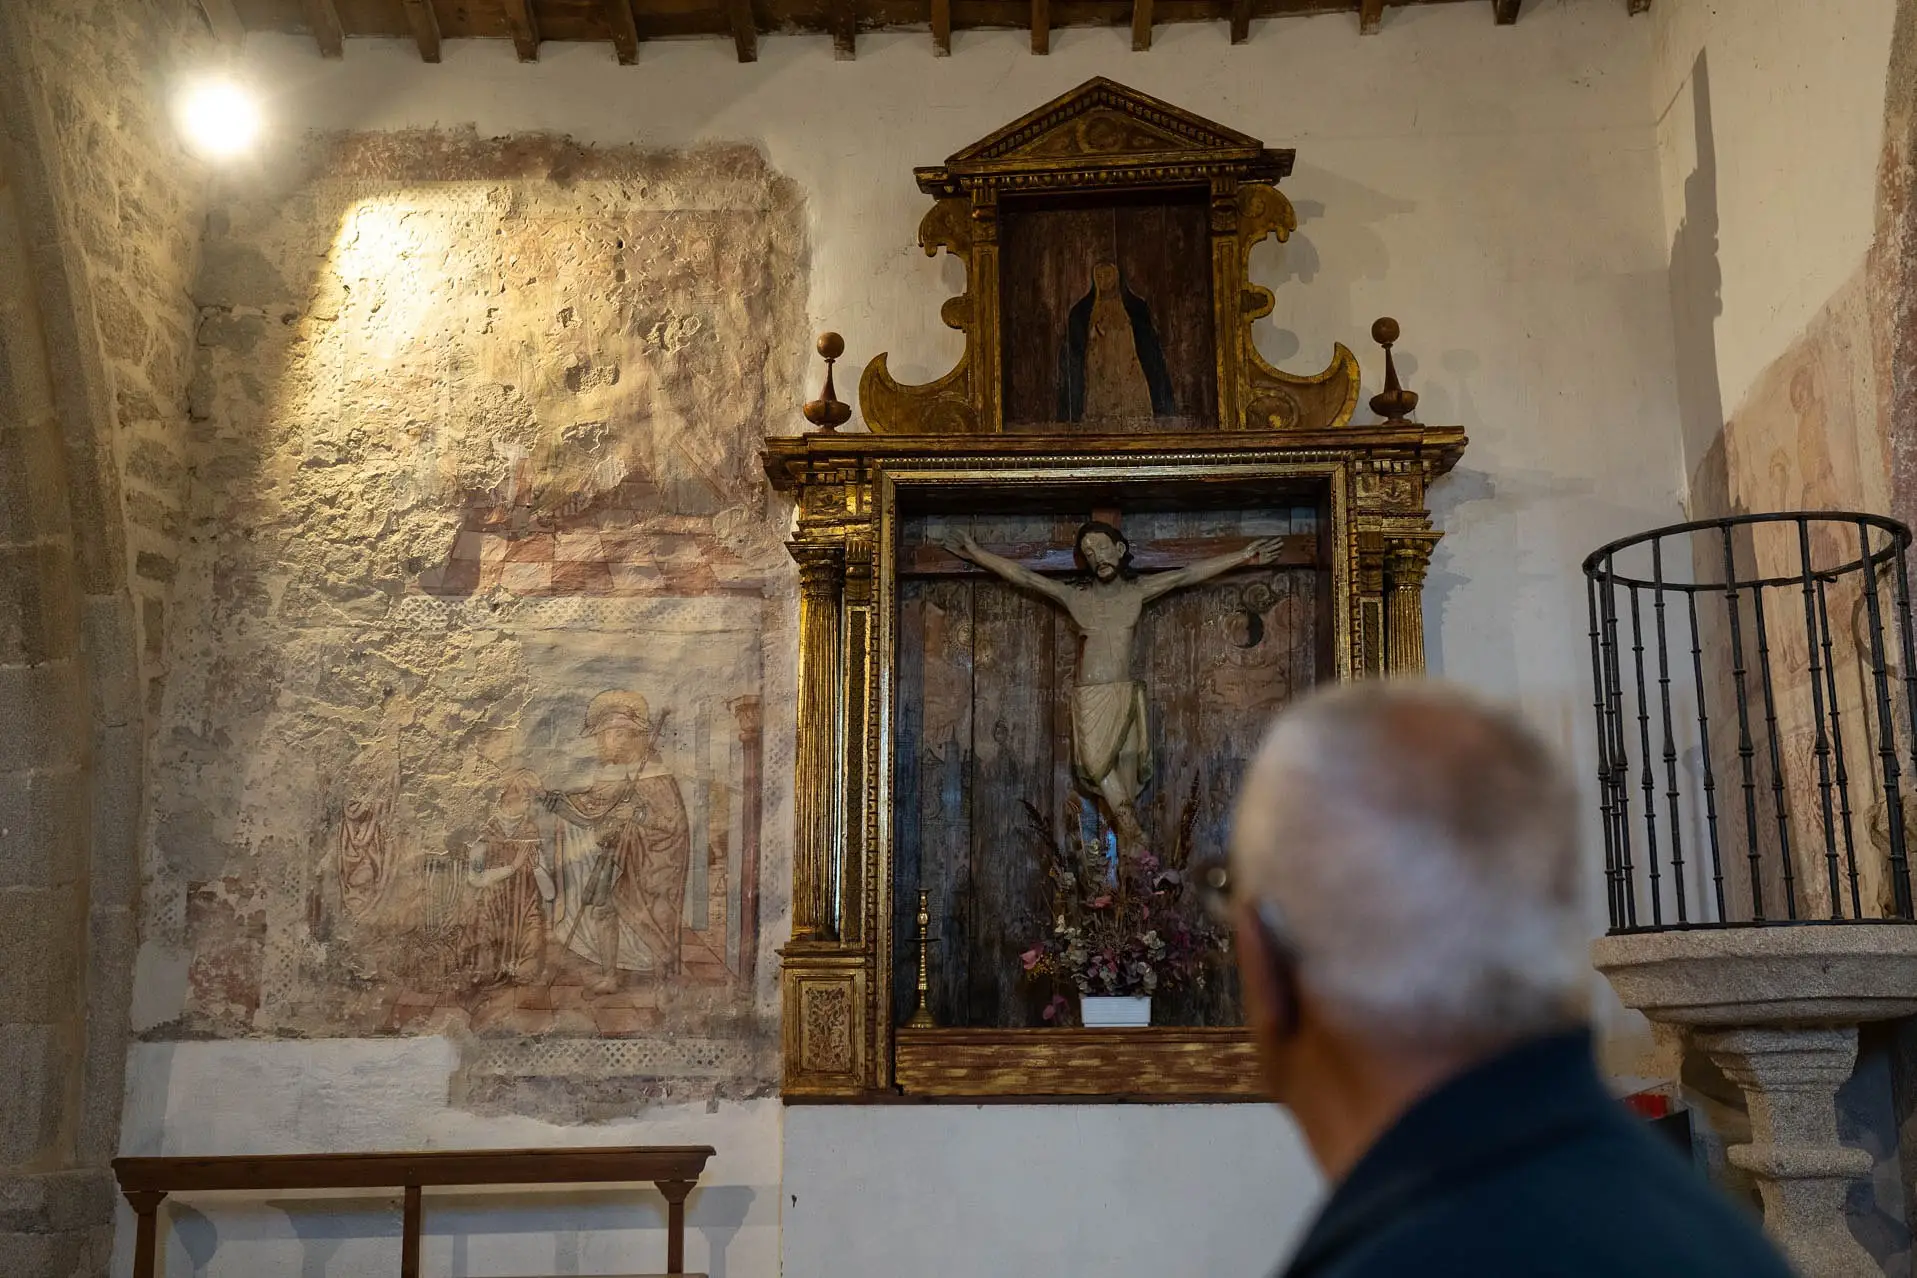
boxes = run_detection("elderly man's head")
[1229,680,1588,1102]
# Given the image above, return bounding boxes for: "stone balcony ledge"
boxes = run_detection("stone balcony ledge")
[1593,923,1917,1026]
[1594,924,1917,1277]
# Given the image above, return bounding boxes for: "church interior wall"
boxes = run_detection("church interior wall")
[1653,0,1900,520]
[99,4,1722,1274]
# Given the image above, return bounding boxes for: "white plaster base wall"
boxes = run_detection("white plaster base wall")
[782,1105,1319,1278]
[114,1040,783,1278]
[115,1041,1314,1278]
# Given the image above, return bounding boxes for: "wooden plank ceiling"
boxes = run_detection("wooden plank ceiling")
[218,0,1651,64]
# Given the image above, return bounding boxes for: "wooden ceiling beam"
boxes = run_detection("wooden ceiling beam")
[932,0,951,54]
[833,0,857,59]
[502,0,541,60]
[729,0,759,61]
[237,0,1623,60]
[198,0,245,44]
[603,0,642,62]
[300,0,344,57]
[400,0,441,62]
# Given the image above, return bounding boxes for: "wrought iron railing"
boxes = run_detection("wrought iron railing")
[1584,512,1917,933]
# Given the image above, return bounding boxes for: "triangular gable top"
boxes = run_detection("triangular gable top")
[923,78,1292,188]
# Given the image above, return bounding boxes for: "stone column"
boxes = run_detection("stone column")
[1696,1027,1878,1278]
[789,542,844,941]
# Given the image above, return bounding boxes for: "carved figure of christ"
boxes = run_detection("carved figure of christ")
[943,522,1287,848]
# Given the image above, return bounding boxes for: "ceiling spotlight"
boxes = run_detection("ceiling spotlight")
[177,79,261,159]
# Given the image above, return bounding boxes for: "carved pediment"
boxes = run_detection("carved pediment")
[866,78,1367,435]
[916,77,1290,194]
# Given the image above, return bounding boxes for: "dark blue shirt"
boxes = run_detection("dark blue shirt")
[1279,1030,1796,1278]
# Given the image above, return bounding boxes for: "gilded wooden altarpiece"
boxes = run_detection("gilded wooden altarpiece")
[768,80,1466,1101]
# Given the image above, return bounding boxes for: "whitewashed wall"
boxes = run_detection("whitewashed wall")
[1652,0,1898,484]
[121,3,1702,1274]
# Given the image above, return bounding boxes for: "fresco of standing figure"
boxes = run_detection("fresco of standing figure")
[544,690,692,995]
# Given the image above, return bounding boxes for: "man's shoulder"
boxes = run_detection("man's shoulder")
[1296,1125,1794,1278]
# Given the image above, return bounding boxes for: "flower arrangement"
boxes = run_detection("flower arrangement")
[1018,779,1226,1022]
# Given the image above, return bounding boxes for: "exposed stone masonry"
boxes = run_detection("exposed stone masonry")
[0,1,210,1273]
[139,130,802,1113]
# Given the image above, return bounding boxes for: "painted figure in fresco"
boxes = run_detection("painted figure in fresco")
[338,796,391,920]
[944,521,1287,847]
[545,691,691,994]
[1059,261,1175,423]
[460,769,550,986]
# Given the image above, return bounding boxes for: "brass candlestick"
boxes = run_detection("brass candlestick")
[907,888,938,1029]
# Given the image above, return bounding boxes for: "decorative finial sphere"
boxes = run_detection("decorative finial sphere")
[802,330,853,433]
[1368,316,1418,424]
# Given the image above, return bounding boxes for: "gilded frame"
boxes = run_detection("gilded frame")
[771,75,1465,1102]
[768,428,1462,1100]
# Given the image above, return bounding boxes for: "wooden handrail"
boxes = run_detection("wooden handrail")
[111,1145,717,1278]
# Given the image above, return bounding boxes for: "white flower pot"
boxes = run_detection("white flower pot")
[1080,995,1151,1028]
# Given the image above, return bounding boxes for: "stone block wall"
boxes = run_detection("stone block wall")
[0,1,211,1273]
[19,0,210,705]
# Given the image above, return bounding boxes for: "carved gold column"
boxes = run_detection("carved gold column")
[1384,532,1439,676]
[790,540,844,941]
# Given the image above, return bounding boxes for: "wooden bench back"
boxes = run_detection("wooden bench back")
[112,1145,717,1278]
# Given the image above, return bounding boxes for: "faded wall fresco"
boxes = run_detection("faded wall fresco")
[139,131,802,1107]
[1685,268,1909,922]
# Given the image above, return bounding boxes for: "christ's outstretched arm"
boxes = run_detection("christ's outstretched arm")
[1138,535,1289,603]
[943,531,1075,608]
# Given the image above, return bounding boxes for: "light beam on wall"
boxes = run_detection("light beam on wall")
[175,79,261,159]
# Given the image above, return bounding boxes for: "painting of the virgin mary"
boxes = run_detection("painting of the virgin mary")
[1058,261,1176,422]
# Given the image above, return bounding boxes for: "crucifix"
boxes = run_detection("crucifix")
[943,518,1286,849]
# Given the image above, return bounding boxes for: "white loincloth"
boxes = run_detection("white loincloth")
[1070,680,1152,796]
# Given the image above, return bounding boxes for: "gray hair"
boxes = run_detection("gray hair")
[1230,679,1589,1047]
